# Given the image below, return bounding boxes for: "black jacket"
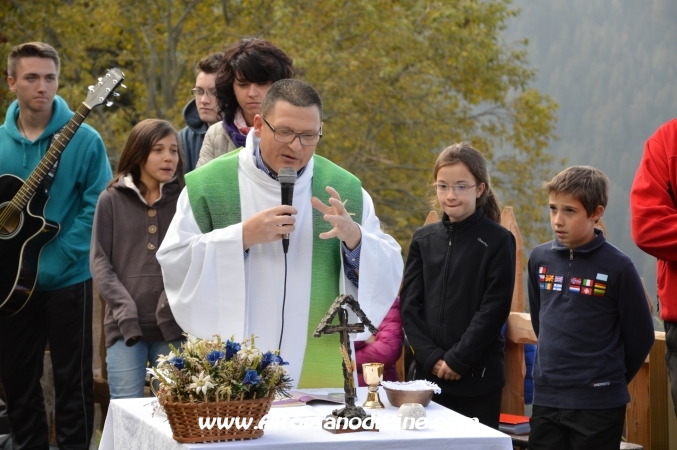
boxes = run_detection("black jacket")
[400,208,516,396]
[528,230,655,409]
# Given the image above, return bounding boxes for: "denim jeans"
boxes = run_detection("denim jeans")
[106,338,184,399]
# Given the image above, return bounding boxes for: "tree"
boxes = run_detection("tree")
[0,0,558,251]
[264,0,559,247]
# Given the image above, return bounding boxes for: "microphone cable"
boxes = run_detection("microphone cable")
[278,250,288,351]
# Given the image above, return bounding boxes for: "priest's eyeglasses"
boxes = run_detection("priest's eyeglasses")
[434,183,478,194]
[261,116,322,146]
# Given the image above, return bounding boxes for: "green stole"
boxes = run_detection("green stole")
[185,148,363,388]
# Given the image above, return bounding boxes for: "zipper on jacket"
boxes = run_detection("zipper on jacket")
[438,224,453,343]
[563,248,573,301]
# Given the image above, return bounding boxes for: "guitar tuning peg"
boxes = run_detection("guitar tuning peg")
[106,101,114,107]
[98,77,103,82]
[113,92,120,97]
[88,85,95,92]
[120,84,127,89]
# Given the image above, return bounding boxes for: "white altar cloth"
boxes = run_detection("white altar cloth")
[99,388,512,450]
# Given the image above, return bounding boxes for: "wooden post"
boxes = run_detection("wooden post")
[669,365,677,448]
[648,332,677,450]
[423,211,440,227]
[500,207,525,312]
[500,207,528,415]
[626,356,651,447]
[596,217,607,236]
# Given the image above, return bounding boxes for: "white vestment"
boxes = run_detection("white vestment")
[157,133,403,387]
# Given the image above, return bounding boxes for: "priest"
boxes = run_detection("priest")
[157,79,403,388]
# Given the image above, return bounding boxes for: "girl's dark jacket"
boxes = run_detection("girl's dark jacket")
[91,175,184,348]
[400,208,516,396]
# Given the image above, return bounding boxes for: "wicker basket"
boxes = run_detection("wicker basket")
[162,396,273,443]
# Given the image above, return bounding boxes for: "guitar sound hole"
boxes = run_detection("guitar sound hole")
[0,202,23,239]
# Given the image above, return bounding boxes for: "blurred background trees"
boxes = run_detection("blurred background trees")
[507,0,677,308]
[0,0,558,252]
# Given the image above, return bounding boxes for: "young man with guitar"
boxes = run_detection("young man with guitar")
[0,42,112,449]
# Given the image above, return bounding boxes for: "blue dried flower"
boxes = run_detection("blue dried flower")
[261,351,289,369]
[224,340,241,360]
[243,369,261,385]
[261,351,275,369]
[206,350,225,366]
[169,356,184,370]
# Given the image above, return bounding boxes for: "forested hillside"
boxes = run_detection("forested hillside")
[507,0,677,312]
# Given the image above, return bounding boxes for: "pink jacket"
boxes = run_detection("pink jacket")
[355,298,403,386]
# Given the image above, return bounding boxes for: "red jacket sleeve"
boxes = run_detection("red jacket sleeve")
[630,120,677,262]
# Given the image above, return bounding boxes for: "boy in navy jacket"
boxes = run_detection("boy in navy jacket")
[527,166,654,450]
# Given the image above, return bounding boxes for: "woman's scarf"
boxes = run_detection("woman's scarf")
[222,108,250,147]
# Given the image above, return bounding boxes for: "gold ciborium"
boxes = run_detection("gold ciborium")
[362,363,385,409]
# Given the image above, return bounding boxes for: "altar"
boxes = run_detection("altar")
[99,387,511,450]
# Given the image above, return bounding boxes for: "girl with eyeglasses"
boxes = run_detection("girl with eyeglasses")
[196,38,295,168]
[400,142,516,429]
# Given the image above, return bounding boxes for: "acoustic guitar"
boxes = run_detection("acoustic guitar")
[0,68,125,317]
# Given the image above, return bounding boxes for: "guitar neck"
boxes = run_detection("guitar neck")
[12,102,92,209]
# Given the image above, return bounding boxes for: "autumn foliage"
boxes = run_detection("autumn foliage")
[0,0,558,251]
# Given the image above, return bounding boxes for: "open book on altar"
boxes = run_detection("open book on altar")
[272,390,346,408]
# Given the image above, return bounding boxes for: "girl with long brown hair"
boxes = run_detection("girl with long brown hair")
[91,119,185,398]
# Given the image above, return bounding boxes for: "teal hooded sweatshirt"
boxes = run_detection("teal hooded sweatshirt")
[0,95,112,290]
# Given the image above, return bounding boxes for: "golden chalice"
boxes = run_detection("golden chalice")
[362,363,385,409]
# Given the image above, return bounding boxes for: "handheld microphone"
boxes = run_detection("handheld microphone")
[278,167,297,253]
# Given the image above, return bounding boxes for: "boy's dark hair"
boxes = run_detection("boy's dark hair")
[260,79,322,119]
[8,42,60,78]
[194,52,223,76]
[432,142,502,223]
[215,38,294,123]
[545,166,609,217]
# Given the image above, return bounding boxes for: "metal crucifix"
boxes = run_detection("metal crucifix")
[313,294,378,419]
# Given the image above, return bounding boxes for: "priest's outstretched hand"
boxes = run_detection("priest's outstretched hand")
[311,186,362,250]
[242,205,296,250]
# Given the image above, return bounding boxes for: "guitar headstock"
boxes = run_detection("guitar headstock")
[84,68,126,110]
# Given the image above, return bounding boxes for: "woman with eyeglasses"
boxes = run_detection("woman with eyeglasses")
[399,143,516,429]
[196,38,295,168]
